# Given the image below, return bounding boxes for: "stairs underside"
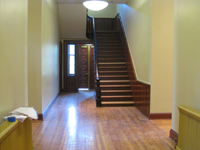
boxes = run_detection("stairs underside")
[96,32,134,107]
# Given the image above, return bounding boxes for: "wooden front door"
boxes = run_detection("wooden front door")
[78,44,94,89]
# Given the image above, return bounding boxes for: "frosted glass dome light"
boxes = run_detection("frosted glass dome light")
[83,1,108,11]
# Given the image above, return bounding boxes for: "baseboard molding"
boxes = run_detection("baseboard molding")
[149,113,172,119]
[38,93,59,120]
[169,129,178,143]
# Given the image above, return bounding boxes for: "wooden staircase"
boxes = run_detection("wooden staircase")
[96,31,134,106]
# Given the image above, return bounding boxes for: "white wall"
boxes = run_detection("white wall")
[58,4,87,39]
[28,0,42,113]
[117,0,152,83]
[0,0,28,125]
[28,0,60,113]
[42,0,60,112]
[0,0,60,124]
[117,0,174,114]
[172,0,200,133]
[150,0,174,114]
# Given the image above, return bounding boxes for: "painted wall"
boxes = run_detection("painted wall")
[117,0,174,114]
[58,4,87,39]
[150,0,174,113]
[172,0,200,133]
[0,0,28,125]
[28,0,60,113]
[42,0,60,112]
[88,4,117,18]
[28,0,42,113]
[117,0,152,83]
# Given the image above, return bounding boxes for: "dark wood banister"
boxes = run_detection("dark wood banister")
[89,16,101,107]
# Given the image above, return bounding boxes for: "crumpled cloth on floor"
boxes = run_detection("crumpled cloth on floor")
[10,107,38,120]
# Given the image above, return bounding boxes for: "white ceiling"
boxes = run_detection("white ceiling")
[57,0,128,4]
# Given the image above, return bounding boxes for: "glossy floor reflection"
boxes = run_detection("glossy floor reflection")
[32,91,175,150]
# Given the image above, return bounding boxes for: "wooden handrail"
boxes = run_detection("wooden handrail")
[89,16,101,107]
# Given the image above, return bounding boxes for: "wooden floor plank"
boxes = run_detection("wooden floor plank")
[32,91,175,150]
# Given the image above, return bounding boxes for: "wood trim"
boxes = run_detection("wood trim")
[59,41,62,93]
[135,81,150,118]
[169,129,178,144]
[178,105,200,120]
[149,113,172,119]
[38,114,43,120]
[38,93,59,120]
[63,40,93,44]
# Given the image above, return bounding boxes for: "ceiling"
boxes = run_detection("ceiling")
[57,0,128,4]
[57,0,126,39]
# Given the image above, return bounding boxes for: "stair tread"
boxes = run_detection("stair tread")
[99,71,127,73]
[99,66,126,68]
[101,101,134,104]
[100,80,130,82]
[101,90,132,92]
[100,85,131,87]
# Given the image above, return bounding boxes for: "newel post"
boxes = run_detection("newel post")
[96,78,101,107]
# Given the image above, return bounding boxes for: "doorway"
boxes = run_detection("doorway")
[61,41,94,93]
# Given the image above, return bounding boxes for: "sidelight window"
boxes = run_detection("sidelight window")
[68,44,75,76]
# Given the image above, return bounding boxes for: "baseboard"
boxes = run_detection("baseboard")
[149,113,172,119]
[169,129,178,143]
[38,93,59,120]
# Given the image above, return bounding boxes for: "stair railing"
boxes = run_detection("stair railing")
[89,16,101,107]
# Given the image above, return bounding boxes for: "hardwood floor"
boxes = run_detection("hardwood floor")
[151,119,172,136]
[32,91,175,150]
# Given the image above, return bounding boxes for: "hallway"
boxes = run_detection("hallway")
[32,91,175,150]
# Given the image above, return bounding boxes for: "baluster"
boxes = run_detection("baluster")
[96,78,101,107]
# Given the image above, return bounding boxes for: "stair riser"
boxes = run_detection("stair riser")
[98,63,126,67]
[97,48,123,50]
[99,77,129,80]
[96,34,119,37]
[98,55,124,57]
[100,82,130,85]
[97,39,120,45]
[99,68,127,71]
[98,44,121,46]
[101,104,134,107]
[101,98,133,101]
[98,52,124,56]
[97,37,121,40]
[100,87,131,90]
[98,59,125,63]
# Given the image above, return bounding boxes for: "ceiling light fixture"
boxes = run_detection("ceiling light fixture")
[83,0,109,11]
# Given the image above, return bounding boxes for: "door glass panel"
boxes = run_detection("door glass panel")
[68,44,75,76]
[69,45,75,54]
